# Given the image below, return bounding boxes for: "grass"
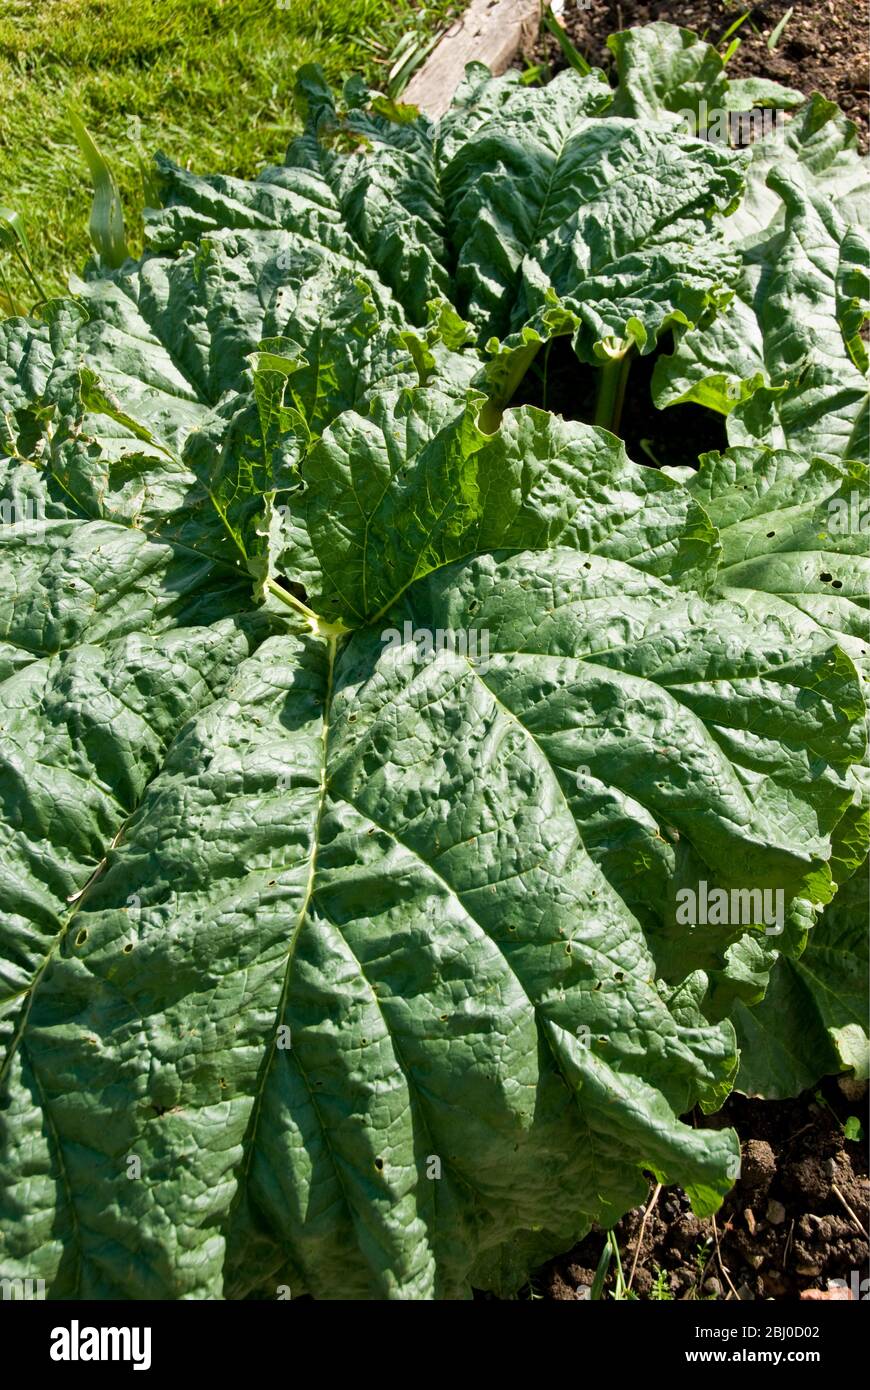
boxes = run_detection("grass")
[0,0,453,312]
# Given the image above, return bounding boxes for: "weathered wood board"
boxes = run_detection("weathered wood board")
[404,0,542,117]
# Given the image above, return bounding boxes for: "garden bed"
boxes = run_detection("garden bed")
[523,0,869,150]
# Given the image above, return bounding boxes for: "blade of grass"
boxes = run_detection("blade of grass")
[768,7,794,50]
[520,63,550,87]
[0,259,22,317]
[136,153,163,212]
[69,111,129,269]
[0,205,49,304]
[628,1182,662,1291]
[590,1238,612,1300]
[0,204,32,261]
[542,5,592,77]
[608,1230,639,1299]
[719,10,751,48]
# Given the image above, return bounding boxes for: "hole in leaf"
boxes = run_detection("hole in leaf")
[273,575,309,605]
[75,928,88,946]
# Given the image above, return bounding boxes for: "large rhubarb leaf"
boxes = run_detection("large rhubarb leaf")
[2,398,865,1296]
[673,445,869,1090]
[654,100,870,464]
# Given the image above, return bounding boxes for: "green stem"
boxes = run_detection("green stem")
[11,244,49,306]
[478,340,541,434]
[609,1230,628,1299]
[593,348,633,435]
[264,575,350,639]
[590,1238,613,1301]
[541,339,552,412]
[0,260,22,317]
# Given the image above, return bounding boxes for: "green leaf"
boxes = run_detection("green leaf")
[734,870,869,1096]
[655,181,869,464]
[0,205,32,261]
[676,444,869,1091]
[69,112,130,270]
[278,388,719,627]
[442,79,744,354]
[607,21,729,120]
[681,447,870,685]
[653,98,870,464]
[723,77,805,110]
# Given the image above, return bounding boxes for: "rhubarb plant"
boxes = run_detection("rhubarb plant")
[0,23,866,1299]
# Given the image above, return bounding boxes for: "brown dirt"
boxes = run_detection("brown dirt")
[524,0,869,151]
[520,1077,869,1300]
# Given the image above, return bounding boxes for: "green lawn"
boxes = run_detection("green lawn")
[0,0,451,312]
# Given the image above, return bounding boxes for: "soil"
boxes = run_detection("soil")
[523,0,869,151]
[517,1077,870,1300]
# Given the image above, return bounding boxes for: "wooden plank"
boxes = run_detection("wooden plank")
[404,0,541,117]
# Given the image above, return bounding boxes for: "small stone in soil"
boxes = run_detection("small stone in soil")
[763,1272,789,1297]
[740,1139,776,1190]
[801,1286,854,1300]
[837,1076,868,1103]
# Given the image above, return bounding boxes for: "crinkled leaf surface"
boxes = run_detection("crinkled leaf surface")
[654,100,870,464]
[734,870,870,1097]
[674,445,869,1087]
